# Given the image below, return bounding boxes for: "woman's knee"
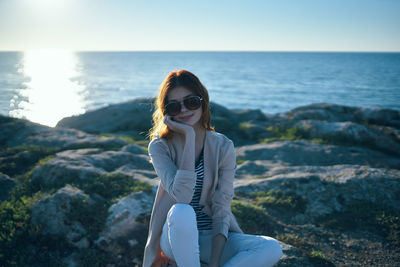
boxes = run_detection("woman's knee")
[260,236,283,263]
[167,203,196,226]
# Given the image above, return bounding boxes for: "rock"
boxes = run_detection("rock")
[121,144,147,155]
[234,103,400,147]
[0,173,15,201]
[277,241,313,266]
[238,122,274,142]
[61,252,80,267]
[31,185,95,248]
[52,100,400,153]
[235,165,400,223]
[31,148,155,189]
[295,120,400,156]
[355,106,400,128]
[54,98,260,145]
[95,191,154,255]
[0,114,127,150]
[231,108,268,122]
[56,97,155,136]
[235,140,400,174]
[31,148,106,189]
[286,103,400,128]
[236,161,269,177]
[209,102,236,121]
[0,147,53,177]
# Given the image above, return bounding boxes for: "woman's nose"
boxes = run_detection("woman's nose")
[180,103,188,112]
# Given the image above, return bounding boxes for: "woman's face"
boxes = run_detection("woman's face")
[166,86,203,126]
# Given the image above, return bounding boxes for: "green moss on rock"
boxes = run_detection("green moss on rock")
[0,192,58,266]
[100,133,149,152]
[0,145,59,177]
[236,156,246,165]
[70,173,153,201]
[256,190,307,213]
[231,199,282,235]
[246,189,307,213]
[315,200,400,247]
[66,196,110,242]
[262,125,305,143]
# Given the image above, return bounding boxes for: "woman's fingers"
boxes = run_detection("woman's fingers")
[163,115,193,135]
[163,115,171,127]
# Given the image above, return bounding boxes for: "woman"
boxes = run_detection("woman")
[143,70,282,267]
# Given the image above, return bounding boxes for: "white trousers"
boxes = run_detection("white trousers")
[160,203,283,267]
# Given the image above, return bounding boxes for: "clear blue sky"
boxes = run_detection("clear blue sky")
[0,0,399,51]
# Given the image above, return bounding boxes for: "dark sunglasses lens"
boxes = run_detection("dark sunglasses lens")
[184,96,201,110]
[166,103,181,116]
[165,96,202,116]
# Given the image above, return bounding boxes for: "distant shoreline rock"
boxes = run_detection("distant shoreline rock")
[55,98,400,151]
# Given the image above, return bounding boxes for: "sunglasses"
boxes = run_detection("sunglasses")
[164,95,203,116]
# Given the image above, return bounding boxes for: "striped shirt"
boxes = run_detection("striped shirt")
[189,148,213,230]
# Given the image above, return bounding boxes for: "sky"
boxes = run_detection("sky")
[0,0,399,52]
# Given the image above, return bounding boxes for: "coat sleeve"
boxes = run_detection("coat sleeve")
[211,139,237,240]
[148,137,197,203]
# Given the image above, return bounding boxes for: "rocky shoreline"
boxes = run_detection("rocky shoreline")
[1,98,399,266]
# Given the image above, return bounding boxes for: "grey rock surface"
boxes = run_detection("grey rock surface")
[95,191,155,255]
[277,242,313,266]
[235,164,400,223]
[284,103,400,128]
[31,147,156,189]
[0,115,127,149]
[295,119,400,156]
[121,144,147,155]
[56,97,155,136]
[235,140,400,172]
[31,185,95,248]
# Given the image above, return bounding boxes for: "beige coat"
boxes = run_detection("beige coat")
[142,130,243,267]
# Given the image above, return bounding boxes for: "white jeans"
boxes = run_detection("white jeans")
[160,203,283,267]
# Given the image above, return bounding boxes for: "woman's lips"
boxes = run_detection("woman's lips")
[179,114,193,120]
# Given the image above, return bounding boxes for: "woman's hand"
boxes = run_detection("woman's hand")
[163,115,195,136]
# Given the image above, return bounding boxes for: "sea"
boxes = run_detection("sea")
[0,51,399,127]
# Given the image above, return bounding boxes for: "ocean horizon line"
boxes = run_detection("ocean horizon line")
[0,50,399,53]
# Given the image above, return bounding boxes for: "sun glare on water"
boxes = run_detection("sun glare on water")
[10,49,88,127]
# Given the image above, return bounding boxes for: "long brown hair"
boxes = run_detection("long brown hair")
[148,70,215,141]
